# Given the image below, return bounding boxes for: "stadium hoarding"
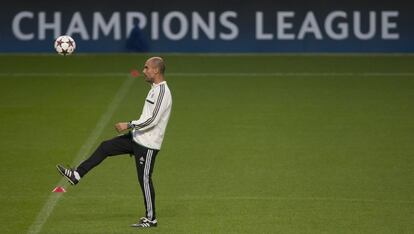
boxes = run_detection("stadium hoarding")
[1,0,413,52]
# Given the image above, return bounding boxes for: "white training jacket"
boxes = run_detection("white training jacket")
[129,81,172,150]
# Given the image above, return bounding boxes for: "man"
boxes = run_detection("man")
[56,56,172,228]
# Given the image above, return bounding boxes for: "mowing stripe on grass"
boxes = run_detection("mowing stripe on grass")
[0,72,413,77]
[26,75,134,234]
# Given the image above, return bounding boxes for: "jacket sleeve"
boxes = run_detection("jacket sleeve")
[129,84,167,131]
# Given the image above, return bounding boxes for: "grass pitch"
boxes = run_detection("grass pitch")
[0,54,413,233]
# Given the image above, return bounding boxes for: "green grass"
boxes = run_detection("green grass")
[0,54,413,233]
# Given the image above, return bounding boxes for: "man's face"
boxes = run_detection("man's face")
[142,60,157,83]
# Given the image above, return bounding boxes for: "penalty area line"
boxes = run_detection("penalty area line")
[26,75,134,234]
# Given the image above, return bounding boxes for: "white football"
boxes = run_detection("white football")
[54,35,76,55]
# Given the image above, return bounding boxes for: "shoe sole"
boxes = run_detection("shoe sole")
[130,219,158,228]
[130,224,157,228]
[56,165,76,185]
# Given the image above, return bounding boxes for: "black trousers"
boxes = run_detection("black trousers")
[76,133,159,220]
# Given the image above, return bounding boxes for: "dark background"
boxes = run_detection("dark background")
[1,0,413,52]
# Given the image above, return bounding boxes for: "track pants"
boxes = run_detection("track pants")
[76,133,159,220]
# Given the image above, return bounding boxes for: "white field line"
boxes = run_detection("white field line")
[1,52,414,57]
[168,72,414,77]
[169,196,414,204]
[56,194,414,205]
[0,72,413,77]
[0,72,125,77]
[26,76,134,234]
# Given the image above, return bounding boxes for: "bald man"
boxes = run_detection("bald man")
[57,57,172,228]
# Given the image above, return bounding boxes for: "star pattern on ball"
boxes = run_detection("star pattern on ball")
[55,35,76,55]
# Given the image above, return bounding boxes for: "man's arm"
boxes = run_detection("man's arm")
[130,84,168,131]
[115,84,168,133]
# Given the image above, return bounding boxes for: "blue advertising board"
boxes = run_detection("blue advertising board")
[1,0,413,52]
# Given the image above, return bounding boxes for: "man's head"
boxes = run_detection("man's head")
[142,57,165,84]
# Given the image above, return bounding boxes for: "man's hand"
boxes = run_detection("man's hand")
[115,122,129,133]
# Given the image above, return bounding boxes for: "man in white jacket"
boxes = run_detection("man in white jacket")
[57,57,172,228]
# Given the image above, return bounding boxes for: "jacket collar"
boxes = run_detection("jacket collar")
[152,81,166,88]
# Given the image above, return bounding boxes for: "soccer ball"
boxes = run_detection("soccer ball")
[54,35,76,55]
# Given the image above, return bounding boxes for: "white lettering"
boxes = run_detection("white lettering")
[93,12,121,40]
[219,11,238,40]
[126,12,147,37]
[277,11,295,40]
[256,11,273,40]
[354,11,376,40]
[325,11,348,40]
[38,12,61,40]
[12,11,34,40]
[298,11,322,39]
[382,11,399,39]
[192,12,215,40]
[9,10,401,44]
[66,12,89,40]
[163,11,188,40]
[151,12,159,40]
